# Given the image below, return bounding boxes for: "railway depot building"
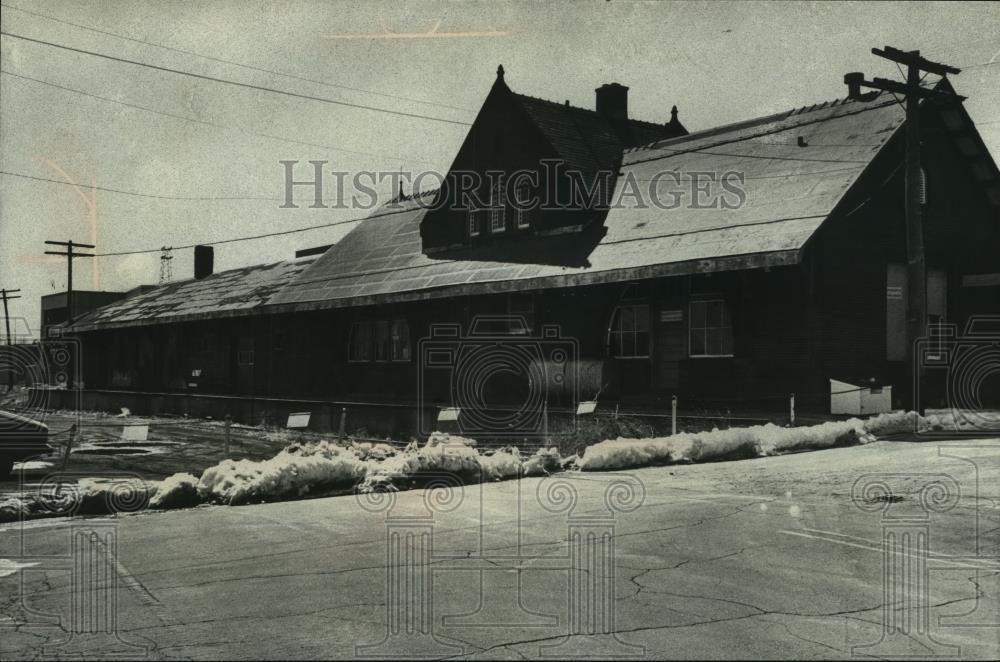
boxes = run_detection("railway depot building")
[63,69,1000,435]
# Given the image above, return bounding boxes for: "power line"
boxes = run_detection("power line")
[1,170,282,201]
[1,70,440,166]
[0,1,473,114]
[957,59,1000,70]
[93,213,373,257]
[0,31,472,127]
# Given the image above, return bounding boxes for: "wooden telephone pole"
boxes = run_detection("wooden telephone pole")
[43,240,95,390]
[847,46,962,412]
[1,287,21,391]
[43,240,96,326]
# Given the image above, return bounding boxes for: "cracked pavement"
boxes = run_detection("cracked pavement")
[1,438,998,659]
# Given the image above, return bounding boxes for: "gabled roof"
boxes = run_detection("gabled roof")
[267,91,914,311]
[515,92,685,174]
[70,257,315,332]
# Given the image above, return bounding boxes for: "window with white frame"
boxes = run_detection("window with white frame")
[490,176,505,233]
[688,299,734,357]
[515,180,532,229]
[467,209,482,237]
[609,304,650,358]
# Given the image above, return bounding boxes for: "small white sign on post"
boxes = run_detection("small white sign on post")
[121,424,149,442]
[576,401,598,415]
[437,407,461,422]
[287,412,311,429]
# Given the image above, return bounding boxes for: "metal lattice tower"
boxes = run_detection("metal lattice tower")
[159,247,173,284]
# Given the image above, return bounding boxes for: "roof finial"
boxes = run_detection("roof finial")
[497,64,505,80]
[670,105,679,122]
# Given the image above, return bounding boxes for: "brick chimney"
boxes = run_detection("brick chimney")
[844,72,864,99]
[194,245,214,280]
[595,83,629,120]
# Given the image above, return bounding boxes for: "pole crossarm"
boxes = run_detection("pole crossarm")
[872,47,962,76]
[42,239,96,331]
[44,240,96,249]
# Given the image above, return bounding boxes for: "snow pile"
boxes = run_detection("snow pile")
[577,411,926,471]
[860,410,920,436]
[413,433,483,476]
[0,497,28,522]
[357,433,483,492]
[523,446,563,476]
[920,410,1000,433]
[73,478,153,515]
[481,447,524,480]
[0,478,153,523]
[150,473,201,510]
[197,443,368,505]
[350,441,396,461]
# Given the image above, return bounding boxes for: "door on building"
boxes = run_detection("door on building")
[654,307,684,390]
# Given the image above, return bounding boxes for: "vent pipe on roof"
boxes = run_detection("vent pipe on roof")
[844,72,865,99]
[595,83,629,121]
[194,245,214,280]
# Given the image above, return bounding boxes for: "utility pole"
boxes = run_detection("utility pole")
[43,240,95,390]
[1,287,21,391]
[846,47,961,413]
[43,240,95,326]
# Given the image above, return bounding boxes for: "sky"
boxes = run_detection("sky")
[1,0,998,336]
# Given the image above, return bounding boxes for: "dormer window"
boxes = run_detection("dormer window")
[489,177,506,233]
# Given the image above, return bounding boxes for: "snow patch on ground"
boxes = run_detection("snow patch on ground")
[149,472,200,509]
[577,411,923,471]
[11,461,54,471]
[0,559,39,578]
[197,442,369,505]
[0,478,152,523]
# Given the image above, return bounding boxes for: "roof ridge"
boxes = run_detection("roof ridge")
[626,92,895,156]
[513,91,669,128]
[390,187,440,204]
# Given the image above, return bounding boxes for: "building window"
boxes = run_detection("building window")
[507,293,535,334]
[467,209,482,237]
[349,321,373,362]
[490,177,505,233]
[689,299,734,357]
[609,304,650,358]
[373,320,391,362]
[515,181,532,229]
[490,207,505,233]
[390,320,411,361]
[350,319,410,362]
[237,349,255,366]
